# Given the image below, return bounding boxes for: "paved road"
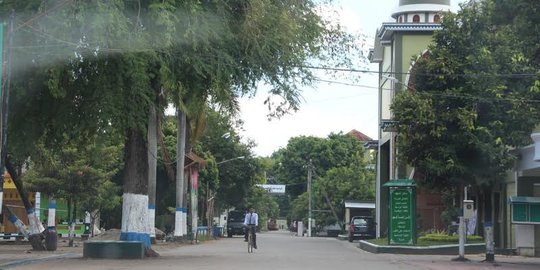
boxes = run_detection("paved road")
[8,231,540,270]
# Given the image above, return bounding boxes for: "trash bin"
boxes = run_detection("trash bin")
[45,227,57,251]
[213,226,223,238]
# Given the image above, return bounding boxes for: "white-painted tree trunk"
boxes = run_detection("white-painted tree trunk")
[47,199,56,228]
[148,207,156,238]
[175,209,184,236]
[27,208,44,235]
[120,193,151,248]
[6,210,29,237]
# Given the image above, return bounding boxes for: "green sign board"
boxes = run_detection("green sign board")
[389,187,416,245]
[510,196,540,224]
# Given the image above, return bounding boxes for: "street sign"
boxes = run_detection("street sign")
[257,184,286,194]
[389,187,415,245]
[384,179,416,246]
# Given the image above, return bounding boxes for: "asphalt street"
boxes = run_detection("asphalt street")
[6,231,540,270]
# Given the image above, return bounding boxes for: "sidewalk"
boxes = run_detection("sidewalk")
[0,239,83,269]
[0,232,188,269]
[405,253,540,270]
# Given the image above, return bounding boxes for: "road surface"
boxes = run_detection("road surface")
[9,230,540,270]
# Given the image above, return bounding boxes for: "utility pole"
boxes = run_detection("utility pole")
[0,10,14,216]
[0,16,5,215]
[307,159,312,237]
[175,109,187,238]
[147,105,158,242]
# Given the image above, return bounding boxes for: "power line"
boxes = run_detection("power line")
[314,79,379,89]
[301,65,540,78]
[15,0,74,32]
[313,79,540,104]
[10,27,540,80]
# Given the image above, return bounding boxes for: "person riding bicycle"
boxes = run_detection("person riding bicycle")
[243,206,258,249]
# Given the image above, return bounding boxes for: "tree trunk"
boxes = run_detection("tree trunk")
[157,115,175,183]
[175,109,187,238]
[3,205,30,237]
[5,157,45,250]
[120,127,158,257]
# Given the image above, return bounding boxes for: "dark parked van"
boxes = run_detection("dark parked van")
[348,216,375,242]
[226,210,245,238]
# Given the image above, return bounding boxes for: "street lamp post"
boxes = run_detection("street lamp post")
[207,156,245,237]
[216,156,245,165]
[307,159,313,237]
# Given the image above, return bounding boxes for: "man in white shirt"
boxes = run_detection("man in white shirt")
[243,206,258,249]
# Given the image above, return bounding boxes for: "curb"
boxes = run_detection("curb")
[0,253,80,269]
[359,240,486,255]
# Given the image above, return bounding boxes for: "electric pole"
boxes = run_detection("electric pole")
[307,159,312,237]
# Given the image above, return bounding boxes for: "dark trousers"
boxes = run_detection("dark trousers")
[244,225,256,246]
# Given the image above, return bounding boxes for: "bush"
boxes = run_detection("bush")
[419,233,483,242]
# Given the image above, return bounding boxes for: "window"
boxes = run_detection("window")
[398,16,403,23]
[434,15,441,23]
[413,15,420,23]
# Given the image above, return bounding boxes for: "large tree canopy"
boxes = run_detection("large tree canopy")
[1,0,358,253]
[273,133,375,225]
[391,0,540,190]
[3,0,357,160]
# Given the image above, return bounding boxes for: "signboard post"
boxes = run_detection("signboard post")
[384,179,416,246]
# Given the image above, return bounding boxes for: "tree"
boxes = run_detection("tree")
[275,133,375,225]
[314,154,375,226]
[24,140,123,245]
[274,133,371,199]
[3,0,356,254]
[245,186,280,230]
[195,111,259,209]
[391,0,540,192]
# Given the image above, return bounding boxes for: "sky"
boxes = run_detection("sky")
[238,0,466,157]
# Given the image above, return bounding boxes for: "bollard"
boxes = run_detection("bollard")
[45,198,57,251]
[297,221,304,237]
[82,211,91,240]
[484,222,494,262]
[458,217,465,258]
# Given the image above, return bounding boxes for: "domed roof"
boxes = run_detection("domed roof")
[392,0,451,18]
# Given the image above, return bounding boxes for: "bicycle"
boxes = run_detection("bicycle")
[246,225,255,253]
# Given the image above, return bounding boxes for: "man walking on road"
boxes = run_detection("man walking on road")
[244,206,258,249]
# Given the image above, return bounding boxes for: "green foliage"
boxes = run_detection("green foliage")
[290,192,309,223]
[245,186,279,229]
[277,133,375,226]
[23,139,123,214]
[367,235,484,246]
[274,133,370,198]
[391,0,540,190]
[314,157,375,225]
[196,111,261,209]
[2,0,358,231]
[419,233,484,243]
[440,189,459,226]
